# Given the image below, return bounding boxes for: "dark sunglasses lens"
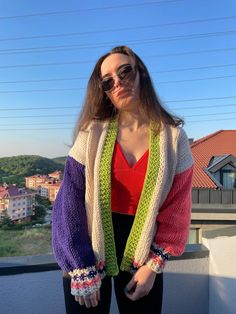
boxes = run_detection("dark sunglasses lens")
[101,78,114,92]
[118,65,133,80]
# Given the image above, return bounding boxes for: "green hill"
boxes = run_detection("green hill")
[52,156,66,165]
[0,155,64,186]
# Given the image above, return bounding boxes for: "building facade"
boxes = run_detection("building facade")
[25,172,62,203]
[190,130,236,243]
[0,185,35,223]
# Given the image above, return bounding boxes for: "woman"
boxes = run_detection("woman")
[52,45,194,314]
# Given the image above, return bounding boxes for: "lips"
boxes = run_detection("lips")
[116,89,129,97]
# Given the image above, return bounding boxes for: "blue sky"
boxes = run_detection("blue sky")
[0,0,236,158]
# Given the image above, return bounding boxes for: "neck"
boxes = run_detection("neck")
[117,109,149,131]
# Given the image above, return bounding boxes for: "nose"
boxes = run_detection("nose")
[113,75,123,89]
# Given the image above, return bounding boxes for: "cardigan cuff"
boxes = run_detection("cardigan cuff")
[69,266,102,297]
[145,243,170,273]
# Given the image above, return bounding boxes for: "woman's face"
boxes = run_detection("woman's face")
[100,53,140,112]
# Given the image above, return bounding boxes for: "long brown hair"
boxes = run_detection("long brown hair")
[73,45,183,140]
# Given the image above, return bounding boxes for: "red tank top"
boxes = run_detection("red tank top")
[111,141,149,215]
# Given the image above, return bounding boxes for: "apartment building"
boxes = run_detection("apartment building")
[39,182,61,203]
[25,172,62,203]
[0,185,35,222]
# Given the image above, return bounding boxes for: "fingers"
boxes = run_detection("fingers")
[75,290,100,308]
[97,289,101,302]
[75,296,85,306]
[125,277,137,292]
[125,284,149,301]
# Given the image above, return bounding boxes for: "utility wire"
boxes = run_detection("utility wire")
[1,97,236,119]
[0,128,72,131]
[2,107,236,126]
[188,117,236,123]
[0,1,183,20]
[0,61,235,74]
[186,111,236,117]
[2,116,236,130]
[0,122,74,126]
[0,114,75,119]
[0,88,83,93]
[0,106,79,111]
[0,15,235,41]
[1,73,235,85]
[1,110,234,120]
[1,30,236,54]
[167,95,236,103]
[1,103,236,112]
[1,65,236,93]
[1,45,236,57]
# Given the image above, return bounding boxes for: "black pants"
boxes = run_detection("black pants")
[63,213,163,314]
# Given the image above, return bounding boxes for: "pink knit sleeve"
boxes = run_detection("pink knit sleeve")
[146,164,194,273]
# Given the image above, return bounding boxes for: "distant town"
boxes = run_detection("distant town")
[0,170,62,226]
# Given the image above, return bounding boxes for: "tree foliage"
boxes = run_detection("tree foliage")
[0,155,64,185]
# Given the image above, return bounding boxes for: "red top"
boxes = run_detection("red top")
[111,141,149,215]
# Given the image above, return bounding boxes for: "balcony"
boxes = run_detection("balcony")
[2,233,236,314]
[0,244,211,314]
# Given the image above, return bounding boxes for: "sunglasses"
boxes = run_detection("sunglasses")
[100,64,136,92]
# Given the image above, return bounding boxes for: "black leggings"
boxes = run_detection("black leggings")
[62,212,163,314]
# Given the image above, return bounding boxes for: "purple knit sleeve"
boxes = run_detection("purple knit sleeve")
[52,156,101,296]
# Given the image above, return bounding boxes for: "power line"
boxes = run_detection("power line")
[0,61,235,74]
[0,88,83,94]
[1,73,236,85]
[0,103,234,112]
[1,102,236,112]
[1,64,236,93]
[158,74,236,84]
[0,106,79,111]
[186,111,236,117]
[4,111,236,120]
[1,30,236,55]
[0,114,75,119]
[1,117,236,130]
[174,103,236,110]
[1,15,235,42]
[1,97,236,119]
[0,122,74,126]
[0,128,72,131]
[167,95,236,103]
[1,44,236,57]
[0,1,182,20]
[188,117,236,123]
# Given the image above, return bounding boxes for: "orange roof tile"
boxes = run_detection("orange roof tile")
[190,130,236,188]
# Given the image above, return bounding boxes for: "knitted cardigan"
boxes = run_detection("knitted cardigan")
[52,119,194,297]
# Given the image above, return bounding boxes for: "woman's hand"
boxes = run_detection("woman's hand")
[75,289,101,308]
[125,265,157,301]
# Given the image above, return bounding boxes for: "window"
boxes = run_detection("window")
[219,164,236,189]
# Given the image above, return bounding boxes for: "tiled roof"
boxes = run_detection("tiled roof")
[190,130,236,188]
[0,185,34,198]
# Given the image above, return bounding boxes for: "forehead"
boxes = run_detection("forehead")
[100,53,132,76]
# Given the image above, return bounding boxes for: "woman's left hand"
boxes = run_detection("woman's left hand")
[124,265,157,301]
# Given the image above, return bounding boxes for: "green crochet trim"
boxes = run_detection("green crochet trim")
[99,119,119,276]
[99,119,160,275]
[120,123,160,271]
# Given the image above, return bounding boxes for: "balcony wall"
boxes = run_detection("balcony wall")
[0,244,209,314]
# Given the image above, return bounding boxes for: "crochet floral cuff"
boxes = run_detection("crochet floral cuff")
[69,266,102,297]
[145,243,170,273]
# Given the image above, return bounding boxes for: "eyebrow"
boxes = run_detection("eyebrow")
[101,63,131,80]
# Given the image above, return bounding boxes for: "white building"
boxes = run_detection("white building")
[0,185,35,222]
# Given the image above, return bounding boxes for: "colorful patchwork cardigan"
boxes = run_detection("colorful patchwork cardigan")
[52,119,194,297]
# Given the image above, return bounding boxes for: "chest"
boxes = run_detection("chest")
[117,127,149,167]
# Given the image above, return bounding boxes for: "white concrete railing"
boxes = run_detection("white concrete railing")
[0,244,209,314]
